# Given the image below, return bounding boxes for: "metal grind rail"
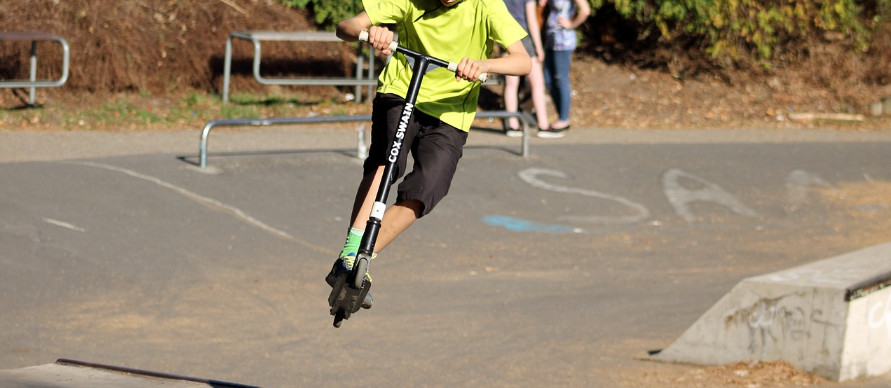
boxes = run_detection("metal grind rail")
[198,111,532,168]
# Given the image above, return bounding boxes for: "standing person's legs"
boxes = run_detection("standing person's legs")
[527,56,549,130]
[503,36,537,132]
[550,49,572,127]
[543,48,555,97]
[503,75,522,130]
[539,48,567,138]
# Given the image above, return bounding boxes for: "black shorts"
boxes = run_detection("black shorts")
[363,93,468,217]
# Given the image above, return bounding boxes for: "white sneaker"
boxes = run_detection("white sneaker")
[537,126,569,138]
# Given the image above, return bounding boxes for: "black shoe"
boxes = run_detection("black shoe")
[537,125,569,138]
[325,255,373,309]
[324,257,349,287]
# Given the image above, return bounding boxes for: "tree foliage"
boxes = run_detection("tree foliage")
[608,0,886,64]
[281,0,890,68]
[279,0,363,30]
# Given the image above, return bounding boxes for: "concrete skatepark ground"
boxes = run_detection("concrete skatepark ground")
[1,125,891,387]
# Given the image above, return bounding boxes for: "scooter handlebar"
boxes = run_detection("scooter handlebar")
[358,30,398,53]
[358,30,488,83]
[446,62,488,83]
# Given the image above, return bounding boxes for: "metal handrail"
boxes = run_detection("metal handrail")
[198,111,532,168]
[222,31,377,103]
[0,31,70,104]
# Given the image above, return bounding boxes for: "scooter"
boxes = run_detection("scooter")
[328,31,488,328]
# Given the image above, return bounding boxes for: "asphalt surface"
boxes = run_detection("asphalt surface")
[1,125,891,387]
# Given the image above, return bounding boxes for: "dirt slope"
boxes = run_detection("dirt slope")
[0,0,347,93]
[1,0,890,132]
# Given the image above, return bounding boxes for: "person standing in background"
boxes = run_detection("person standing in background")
[539,0,589,138]
[502,0,550,137]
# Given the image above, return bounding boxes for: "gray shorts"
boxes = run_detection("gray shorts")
[519,35,537,57]
[364,93,468,217]
[503,36,537,57]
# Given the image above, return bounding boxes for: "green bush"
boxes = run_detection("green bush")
[279,0,363,30]
[607,0,887,65]
[282,0,888,68]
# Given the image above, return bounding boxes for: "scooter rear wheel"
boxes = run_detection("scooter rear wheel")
[333,310,345,328]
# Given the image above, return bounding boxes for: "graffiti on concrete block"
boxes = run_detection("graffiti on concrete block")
[725,296,845,359]
[868,293,891,337]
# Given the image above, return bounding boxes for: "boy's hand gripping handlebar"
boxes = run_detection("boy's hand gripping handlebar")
[358,30,488,83]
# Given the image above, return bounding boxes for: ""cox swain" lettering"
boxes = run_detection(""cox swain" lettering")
[389,102,413,163]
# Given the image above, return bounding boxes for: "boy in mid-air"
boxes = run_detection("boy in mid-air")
[328,0,532,306]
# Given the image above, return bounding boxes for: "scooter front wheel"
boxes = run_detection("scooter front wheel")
[352,256,369,289]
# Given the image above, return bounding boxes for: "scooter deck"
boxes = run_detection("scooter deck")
[328,272,371,328]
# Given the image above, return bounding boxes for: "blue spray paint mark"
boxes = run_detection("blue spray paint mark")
[483,215,584,234]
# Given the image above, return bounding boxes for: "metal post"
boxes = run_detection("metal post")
[29,41,37,105]
[251,38,263,82]
[357,124,368,159]
[354,46,363,103]
[367,48,376,102]
[222,35,233,103]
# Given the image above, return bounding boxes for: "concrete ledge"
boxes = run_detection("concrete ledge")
[652,242,891,381]
[0,359,257,388]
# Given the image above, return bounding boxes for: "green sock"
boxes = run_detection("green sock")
[339,227,363,259]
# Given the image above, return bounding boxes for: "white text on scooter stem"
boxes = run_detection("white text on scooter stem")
[390,102,414,163]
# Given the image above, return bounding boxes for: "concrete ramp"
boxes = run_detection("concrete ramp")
[0,359,258,388]
[652,242,891,381]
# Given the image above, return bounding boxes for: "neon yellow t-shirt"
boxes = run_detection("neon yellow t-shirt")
[363,0,527,132]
